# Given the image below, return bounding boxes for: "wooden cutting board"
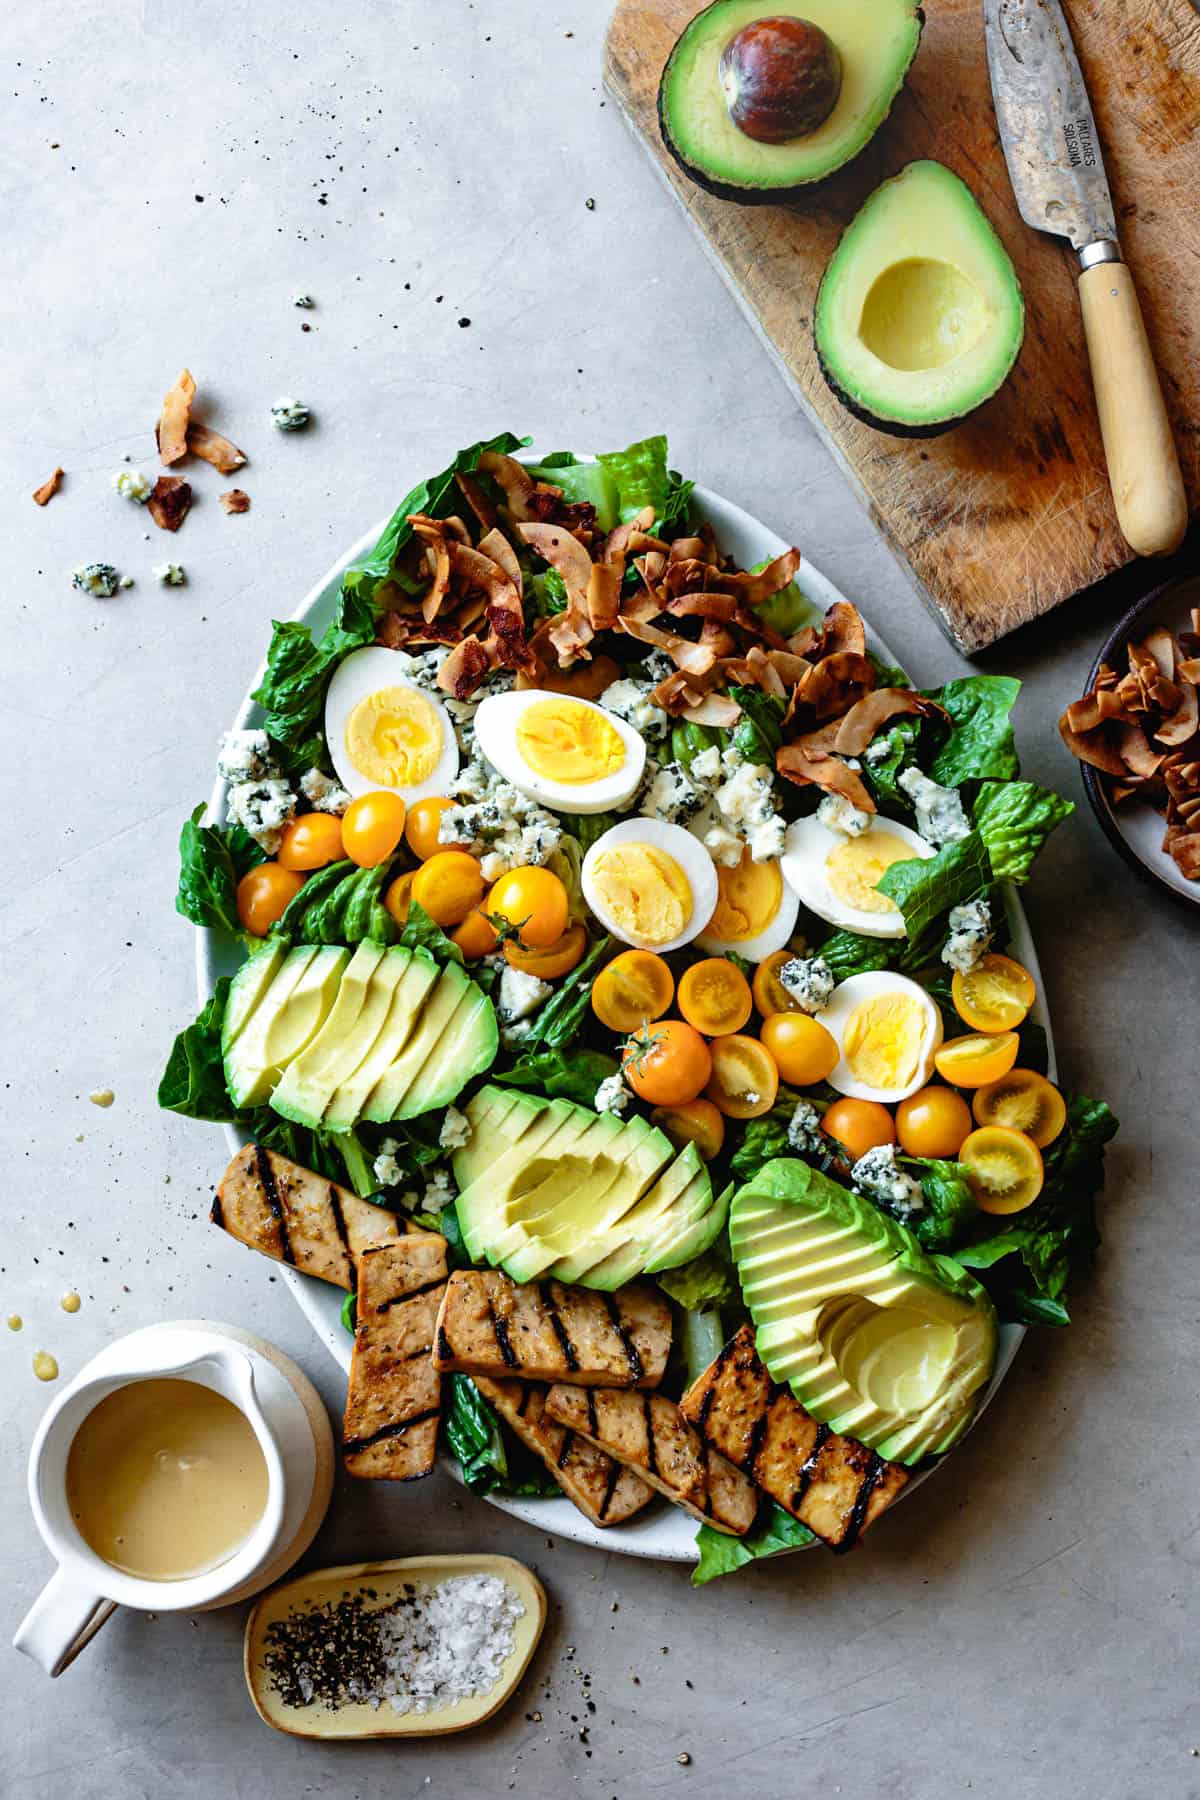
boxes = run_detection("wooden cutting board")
[604,0,1200,653]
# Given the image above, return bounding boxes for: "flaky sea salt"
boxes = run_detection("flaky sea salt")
[377,1575,524,1716]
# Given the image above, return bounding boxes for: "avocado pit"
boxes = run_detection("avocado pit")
[718,15,843,142]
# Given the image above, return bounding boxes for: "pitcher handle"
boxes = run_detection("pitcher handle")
[13,1568,117,1676]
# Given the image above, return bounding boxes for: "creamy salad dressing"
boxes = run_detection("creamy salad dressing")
[66,1378,268,1580]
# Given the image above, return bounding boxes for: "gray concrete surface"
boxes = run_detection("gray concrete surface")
[2,3,1197,1795]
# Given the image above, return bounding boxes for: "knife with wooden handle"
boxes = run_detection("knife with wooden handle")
[985,0,1188,558]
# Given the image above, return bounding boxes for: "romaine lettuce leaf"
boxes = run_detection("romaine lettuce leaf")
[816,928,896,980]
[442,1373,561,1497]
[860,716,921,811]
[176,806,265,934]
[157,978,233,1120]
[526,460,619,531]
[251,586,380,771]
[494,1047,619,1108]
[396,897,466,965]
[693,1504,814,1585]
[671,719,724,772]
[596,434,671,522]
[926,675,1021,785]
[907,1157,978,1251]
[730,686,786,765]
[877,831,992,944]
[973,779,1074,884]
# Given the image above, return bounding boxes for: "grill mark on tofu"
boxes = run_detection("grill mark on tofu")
[342,1407,441,1456]
[432,1272,671,1388]
[377,1274,447,1312]
[342,1238,447,1482]
[680,1326,908,1552]
[472,1377,654,1529]
[214,1144,408,1289]
[643,1395,659,1478]
[255,1143,293,1265]
[210,1194,225,1229]
[327,1184,351,1260]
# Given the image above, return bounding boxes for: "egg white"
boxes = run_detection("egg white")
[581,818,718,954]
[324,646,461,802]
[823,971,944,1104]
[695,864,800,963]
[474,689,646,815]
[780,813,935,939]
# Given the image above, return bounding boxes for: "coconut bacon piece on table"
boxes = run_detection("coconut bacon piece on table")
[342,1237,448,1481]
[473,1378,655,1529]
[544,1384,757,1537]
[212,1143,414,1289]
[680,1326,908,1553]
[432,1270,672,1390]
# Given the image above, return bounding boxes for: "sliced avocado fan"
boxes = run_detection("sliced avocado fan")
[814,160,1025,435]
[730,1158,998,1464]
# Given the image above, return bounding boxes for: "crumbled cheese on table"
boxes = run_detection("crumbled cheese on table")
[72,562,121,598]
[113,468,152,503]
[271,398,311,432]
[153,562,186,585]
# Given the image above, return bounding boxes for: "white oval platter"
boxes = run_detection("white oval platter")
[199,477,1045,1563]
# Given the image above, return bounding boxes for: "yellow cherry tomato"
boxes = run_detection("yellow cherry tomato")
[384,871,414,928]
[341,791,408,869]
[650,1098,726,1162]
[452,909,500,959]
[277,811,345,871]
[972,1069,1067,1148]
[959,1125,1044,1214]
[934,1031,1021,1089]
[504,921,588,980]
[705,1034,779,1120]
[677,959,753,1037]
[405,796,455,862]
[237,861,303,936]
[895,1085,973,1159]
[411,850,486,927]
[759,1013,839,1087]
[822,1097,895,1163]
[591,951,674,1034]
[952,954,1037,1033]
[623,1019,712,1108]
[487,866,569,949]
[752,949,804,1017]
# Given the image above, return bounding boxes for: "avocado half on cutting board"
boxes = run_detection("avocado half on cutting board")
[658,0,924,200]
[814,160,1025,435]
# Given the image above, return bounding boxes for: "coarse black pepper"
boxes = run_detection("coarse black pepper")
[262,1585,409,1709]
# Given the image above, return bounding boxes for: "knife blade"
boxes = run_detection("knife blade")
[984,0,1116,254]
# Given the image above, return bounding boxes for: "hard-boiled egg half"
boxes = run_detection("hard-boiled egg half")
[325,647,460,802]
[582,819,718,955]
[781,813,935,939]
[474,689,645,815]
[696,847,799,963]
[823,972,944,1104]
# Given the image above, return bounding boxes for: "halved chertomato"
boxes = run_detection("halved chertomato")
[384,870,414,928]
[934,1031,1020,1089]
[752,949,804,1018]
[821,1096,895,1163]
[959,1125,1044,1214]
[760,1013,839,1087]
[895,1085,972,1159]
[650,1098,726,1161]
[952,954,1037,1033]
[452,908,500,960]
[705,1034,779,1119]
[591,951,674,1034]
[623,1019,712,1107]
[972,1069,1066,1148]
[677,958,753,1037]
[504,921,587,979]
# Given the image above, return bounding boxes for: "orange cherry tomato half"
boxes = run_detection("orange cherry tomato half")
[958,1125,1044,1214]
[952,954,1037,1033]
[405,796,455,862]
[895,1085,973,1160]
[384,871,414,929]
[972,1069,1067,1148]
[452,909,501,959]
[751,949,804,1018]
[677,958,753,1037]
[237,861,304,936]
[277,811,345,871]
[504,921,588,979]
[591,951,674,1034]
[340,791,408,869]
[650,1098,726,1162]
[705,1034,779,1120]
[821,1096,896,1163]
[486,866,569,949]
[622,1019,712,1108]
[759,1013,839,1087]
[934,1031,1020,1089]
[411,850,486,927]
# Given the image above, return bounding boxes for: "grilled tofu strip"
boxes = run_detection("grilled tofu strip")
[432,1271,672,1389]
[474,1377,655,1528]
[213,1143,408,1288]
[545,1385,757,1537]
[680,1327,909,1553]
[342,1237,448,1480]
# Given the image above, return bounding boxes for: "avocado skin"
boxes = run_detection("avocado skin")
[656,4,925,205]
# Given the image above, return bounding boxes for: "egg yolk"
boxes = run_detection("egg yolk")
[706,848,782,941]
[591,843,692,946]
[345,686,443,789]
[842,992,928,1091]
[825,830,913,916]
[515,699,625,785]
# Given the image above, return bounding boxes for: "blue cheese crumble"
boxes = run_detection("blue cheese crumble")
[817,793,872,837]
[153,561,186,586]
[439,773,562,879]
[217,729,278,784]
[787,1100,825,1155]
[438,1106,471,1152]
[300,767,351,814]
[226,778,297,853]
[941,899,994,975]
[112,468,152,503]
[497,965,552,1025]
[898,766,971,846]
[72,562,121,598]
[851,1144,924,1216]
[271,398,311,432]
[594,1073,630,1116]
[599,677,671,746]
[640,760,703,826]
[780,955,835,1015]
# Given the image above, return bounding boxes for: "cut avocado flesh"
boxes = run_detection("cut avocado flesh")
[815,160,1025,433]
[361,962,481,1123]
[396,988,498,1120]
[224,946,348,1109]
[452,1087,543,1190]
[270,941,392,1125]
[730,1158,997,1463]
[659,0,922,199]
[565,1142,710,1288]
[323,948,437,1130]
[222,940,288,1055]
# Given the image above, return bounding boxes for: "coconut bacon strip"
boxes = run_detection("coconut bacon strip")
[342,1237,447,1481]
[186,422,247,473]
[432,1270,671,1389]
[474,1377,654,1527]
[212,1143,407,1289]
[156,368,196,465]
[33,468,64,506]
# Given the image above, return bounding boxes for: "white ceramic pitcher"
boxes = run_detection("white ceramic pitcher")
[14,1320,334,1676]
